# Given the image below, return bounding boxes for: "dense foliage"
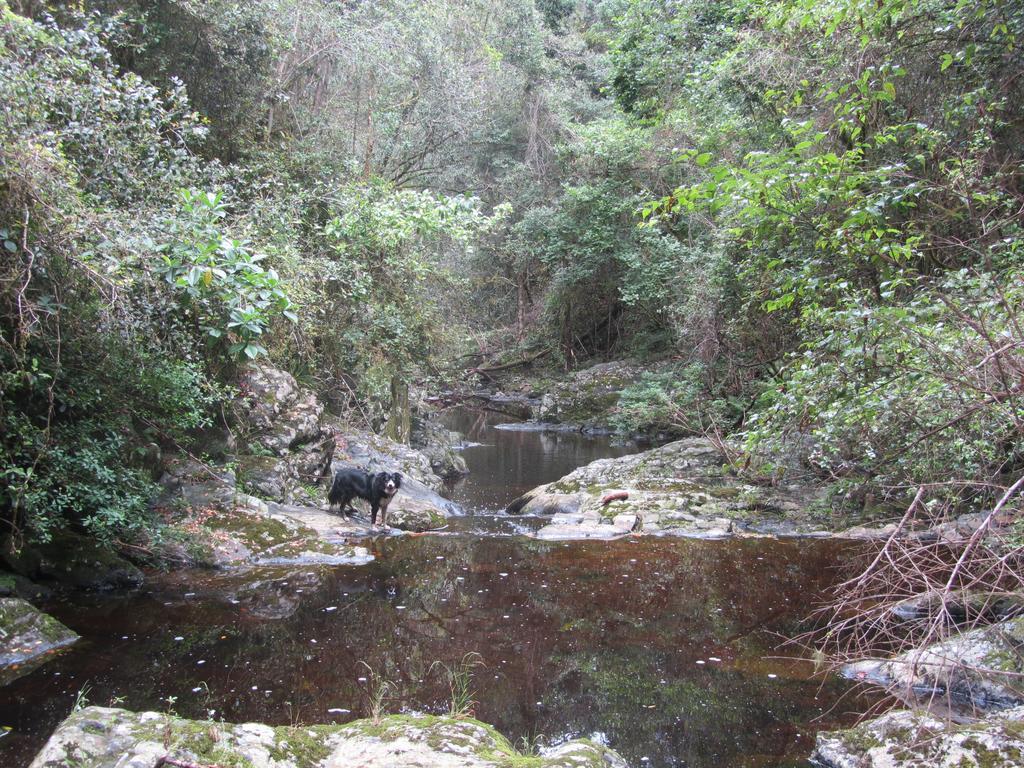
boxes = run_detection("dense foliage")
[1,0,1022,547]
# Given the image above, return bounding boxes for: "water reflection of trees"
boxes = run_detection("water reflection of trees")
[2,536,868,768]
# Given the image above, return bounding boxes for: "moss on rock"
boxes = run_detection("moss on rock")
[28,707,628,768]
[0,597,78,685]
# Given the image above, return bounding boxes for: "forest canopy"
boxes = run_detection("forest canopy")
[1,0,1022,546]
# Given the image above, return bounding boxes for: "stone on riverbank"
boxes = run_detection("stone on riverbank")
[156,364,456,564]
[411,407,470,480]
[29,706,628,768]
[507,437,829,539]
[0,597,78,685]
[812,705,1024,768]
[844,617,1024,712]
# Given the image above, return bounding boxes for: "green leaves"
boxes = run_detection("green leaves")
[159,189,295,361]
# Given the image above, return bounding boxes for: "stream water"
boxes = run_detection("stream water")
[0,408,872,767]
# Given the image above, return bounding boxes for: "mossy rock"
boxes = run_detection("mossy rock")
[813,705,1024,768]
[844,617,1024,713]
[2,531,144,591]
[28,707,628,767]
[0,597,78,685]
[507,437,830,539]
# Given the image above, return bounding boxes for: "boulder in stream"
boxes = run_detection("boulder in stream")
[2,530,144,591]
[28,706,628,768]
[507,437,829,540]
[844,617,1024,712]
[0,597,78,685]
[812,705,1024,768]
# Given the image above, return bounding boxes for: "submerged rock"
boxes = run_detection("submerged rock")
[29,706,628,768]
[387,501,449,532]
[813,705,1024,768]
[507,437,829,540]
[0,597,78,685]
[844,617,1024,712]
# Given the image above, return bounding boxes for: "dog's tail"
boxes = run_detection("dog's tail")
[327,473,341,506]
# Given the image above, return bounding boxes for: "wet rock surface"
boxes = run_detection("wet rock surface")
[844,617,1024,713]
[812,705,1024,768]
[28,707,627,768]
[0,598,78,685]
[816,617,1024,767]
[507,437,831,539]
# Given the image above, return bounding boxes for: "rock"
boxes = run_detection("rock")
[28,707,628,768]
[237,454,291,501]
[0,597,78,685]
[507,437,828,540]
[890,592,1024,625]
[813,705,1024,768]
[235,364,300,431]
[538,360,645,429]
[253,390,325,456]
[534,509,639,540]
[227,364,335,504]
[328,417,446,492]
[2,531,144,591]
[387,502,448,533]
[844,617,1024,712]
[836,523,899,539]
[159,365,455,559]
[411,410,471,480]
[177,504,373,568]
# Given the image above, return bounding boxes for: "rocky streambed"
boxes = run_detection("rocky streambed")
[3,369,1022,768]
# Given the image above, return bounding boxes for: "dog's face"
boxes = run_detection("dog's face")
[378,471,402,497]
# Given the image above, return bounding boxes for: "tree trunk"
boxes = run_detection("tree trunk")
[516,270,527,342]
[385,375,411,444]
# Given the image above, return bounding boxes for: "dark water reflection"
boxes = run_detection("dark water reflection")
[0,536,870,768]
[439,407,643,512]
[1,410,873,767]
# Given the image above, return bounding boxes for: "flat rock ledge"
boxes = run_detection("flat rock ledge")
[844,617,1024,713]
[812,705,1024,768]
[506,438,831,540]
[29,707,628,768]
[0,597,78,685]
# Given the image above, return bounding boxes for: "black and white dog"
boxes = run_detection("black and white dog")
[328,468,403,527]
